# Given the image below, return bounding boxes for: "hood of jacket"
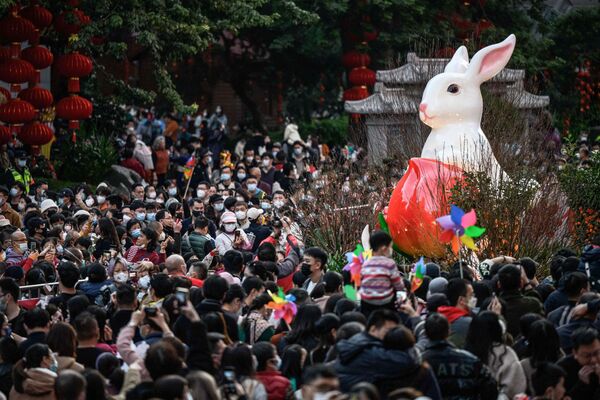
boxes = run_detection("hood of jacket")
[22,367,56,395]
[438,305,470,323]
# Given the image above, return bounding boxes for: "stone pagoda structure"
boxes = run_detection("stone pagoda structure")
[345,52,550,165]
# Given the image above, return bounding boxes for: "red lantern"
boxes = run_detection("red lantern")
[0,98,36,125]
[342,51,371,69]
[349,67,376,87]
[56,95,93,129]
[18,87,53,110]
[0,59,35,92]
[18,121,53,146]
[54,9,91,36]
[362,29,379,42]
[0,47,11,63]
[343,86,369,101]
[0,87,10,102]
[0,125,11,144]
[56,52,93,93]
[0,9,36,57]
[21,45,53,83]
[20,4,53,29]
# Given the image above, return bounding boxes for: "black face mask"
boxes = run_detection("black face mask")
[192,210,203,218]
[301,263,311,276]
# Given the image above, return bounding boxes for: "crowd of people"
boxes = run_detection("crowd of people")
[0,106,598,400]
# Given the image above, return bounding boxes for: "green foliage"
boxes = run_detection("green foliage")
[298,116,349,144]
[54,127,118,184]
[559,153,600,211]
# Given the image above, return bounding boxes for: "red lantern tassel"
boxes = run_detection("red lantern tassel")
[10,84,21,93]
[71,131,76,143]
[68,77,80,93]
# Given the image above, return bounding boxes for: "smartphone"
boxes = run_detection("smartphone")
[174,288,189,305]
[29,242,36,251]
[396,290,407,303]
[144,307,157,317]
[223,368,236,382]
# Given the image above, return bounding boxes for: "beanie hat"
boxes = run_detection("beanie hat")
[221,211,236,224]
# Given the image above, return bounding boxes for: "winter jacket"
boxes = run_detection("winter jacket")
[334,332,419,391]
[421,340,498,400]
[486,344,527,400]
[437,306,472,349]
[181,231,214,259]
[499,289,544,337]
[10,366,56,400]
[579,244,600,291]
[255,370,292,400]
[557,318,600,353]
[245,222,272,253]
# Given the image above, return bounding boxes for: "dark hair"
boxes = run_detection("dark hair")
[242,276,264,296]
[339,311,367,326]
[194,216,209,230]
[465,311,503,365]
[150,273,174,298]
[445,279,469,306]
[145,340,183,380]
[23,307,50,330]
[498,264,522,291]
[140,227,158,250]
[252,341,276,372]
[518,257,538,280]
[23,343,50,368]
[572,327,600,351]
[286,304,322,346]
[67,295,90,322]
[531,363,566,397]
[203,275,229,301]
[222,343,256,378]
[323,271,343,294]
[336,321,365,342]
[223,284,246,304]
[303,364,338,386]
[58,261,80,288]
[35,260,56,283]
[223,250,244,275]
[0,336,19,364]
[87,262,107,283]
[528,320,561,367]
[281,344,305,385]
[564,272,589,297]
[0,278,20,302]
[369,230,392,252]
[73,312,99,342]
[154,374,187,400]
[333,298,356,316]
[549,256,565,283]
[366,309,399,331]
[383,326,415,350]
[55,370,87,400]
[304,247,328,269]
[257,242,276,262]
[519,313,544,341]
[82,369,106,400]
[47,322,78,358]
[98,217,121,253]
[425,313,450,341]
[116,284,136,306]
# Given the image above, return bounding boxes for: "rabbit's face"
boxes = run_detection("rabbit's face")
[419,73,482,129]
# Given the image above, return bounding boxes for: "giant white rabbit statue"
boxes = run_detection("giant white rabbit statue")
[419,34,516,181]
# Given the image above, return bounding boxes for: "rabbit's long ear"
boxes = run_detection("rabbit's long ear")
[466,34,516,83]
[444,46,469,73]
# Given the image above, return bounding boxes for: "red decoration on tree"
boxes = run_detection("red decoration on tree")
[21,45,53,84]
[0,58,35,92]
[20,3,53,44]
[18,86,53,110]
[343,86,369,101]
[18,121,53,146]
[0,9,36,57]
[0,98,36,126]
[342,51,371,69]
[56,52,93,93]
[56,95,93,131]
[348,67,376,87]
[0,125,11,145]
[54,9,91,36]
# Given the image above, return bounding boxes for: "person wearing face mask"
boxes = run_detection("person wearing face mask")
[0,278,27,337]
[194,182,210,204]
[290,140,310,176]
[217,166,240,193]
[0,185,22,228]
[181,217,215,260]
[182,198,206,233]
[189,149,213,188]
[234,201,250,230]
[95,186,110,212]
[301,248,328,296]
[27,217,47,243]
[152,136,170,187]
[3,150,34,196]
[215,211,251,256]
[4,230,29,267]
[358,231,405,318]
[10,343,59,400]
[206,194,225,225]
[222,284,247,321]
[9,182,26,210]
[260,153,276,187]
[244,176,265,200]
[436,278,478,349]
[252,341,291,400]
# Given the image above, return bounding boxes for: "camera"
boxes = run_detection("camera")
[174,288,189,305]
[144,307,157,317]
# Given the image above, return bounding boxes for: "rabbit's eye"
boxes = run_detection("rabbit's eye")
[447,84,460,94]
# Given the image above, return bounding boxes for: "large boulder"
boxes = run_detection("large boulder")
[104,165,141,193]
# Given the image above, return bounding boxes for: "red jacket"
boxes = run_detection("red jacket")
[121,158,145,178]
[255,370,291,400]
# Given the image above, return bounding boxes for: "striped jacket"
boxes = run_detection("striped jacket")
[359,255,404,305]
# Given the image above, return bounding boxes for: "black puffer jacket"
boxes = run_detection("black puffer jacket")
[421,340,498,400]
[334,332,419,391]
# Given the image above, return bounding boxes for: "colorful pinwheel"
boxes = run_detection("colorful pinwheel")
[436,205,486,254]
[410,257,426,292]
[343,244,372,286]
[267,288,297,324]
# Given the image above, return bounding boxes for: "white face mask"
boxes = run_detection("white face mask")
[114,272,128,283]
[214,203,224,211]
[158,231,166,241]
[17,159,27,168]
[123,214,131,223]
[235,211,246,221]
[468,296,478,309]
[223,223,237,233]
[247,183,257,192]
[85,198,94,207]
[18,242,28,252]
[262,159,271,168]
[138,275,151,289]
[168,187,177,196]
[196,189,206,199]
[96,195,106,204]
[273,200,284,209]
[10,188,18,197]
[147,191,157,199]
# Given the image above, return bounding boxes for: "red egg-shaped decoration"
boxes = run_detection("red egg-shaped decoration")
[56,95,93,128]
[349,67,376,87]
[386,158,464,257]
[18,87,53,110]
[20,4,53,29]
[18,121,53,146]
[0,98,36,124]
[56,52,93,77]
[0,59,35,84]
[0,125,11,144]
[342,51,371,69]
[54,9,91,36]
[0,11,36,44]
[21,45,54,70]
